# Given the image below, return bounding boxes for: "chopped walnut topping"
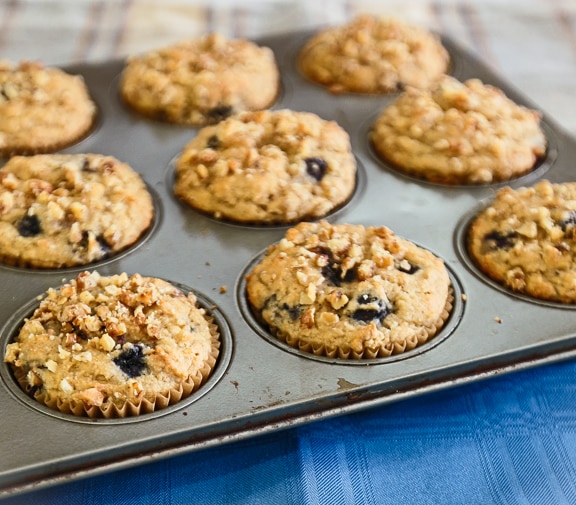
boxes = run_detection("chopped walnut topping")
[59,378,74,393]
[356,260,376,281]
[300,307,315,328]
[58,345,71,359]
[295,270,309,286]
[77,388,104,407]
[72,351,92,362]
[326,289,349,310]
[61,302,91,323]
[76,271,100,291]
[69,222,83,243]
[105,320,127,338]
[99,334,116,352]
[317,311,339,326]
[299,283,317,305]
[64,333,77,346]
[27,370,42,387]
[5,270,218,416]
[0,191,14,212]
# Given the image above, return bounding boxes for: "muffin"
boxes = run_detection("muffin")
[174,109,357,224]
[246,220,453,359]
[119,33,280,126]
[0,153,154,268]
[467,180,576,303]
[370,75,547,185]
[298,15,449,94]
[4,271,220,418]
[0,60,96,156]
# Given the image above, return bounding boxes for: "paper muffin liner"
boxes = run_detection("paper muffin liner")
[271,287,454,360]
[11,318,221,419]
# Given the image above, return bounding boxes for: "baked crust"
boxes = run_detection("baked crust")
[0,154,154,268]
[371,76,546,185]
[0,61,96,156]
[5,271,220,418]
[120,33,280,125]
[174,109,357,224]
[299,15,449,94]
[468,180,576,303]
[246,220,452,359]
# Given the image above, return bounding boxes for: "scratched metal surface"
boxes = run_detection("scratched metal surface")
[1,30,576,498]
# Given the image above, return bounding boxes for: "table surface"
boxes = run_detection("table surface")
[1,1,576,504]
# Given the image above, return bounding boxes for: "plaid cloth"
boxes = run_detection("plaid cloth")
[0,0,574,135]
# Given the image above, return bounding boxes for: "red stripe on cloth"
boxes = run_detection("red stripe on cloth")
[74,0,105,62]
[550,0,576,63]
[457,2,497,66]
[0,0,20,53]
[111,0,133,59]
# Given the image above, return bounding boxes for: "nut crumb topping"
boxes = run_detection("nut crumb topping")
[4,271,219,414]
[246,220,451,358]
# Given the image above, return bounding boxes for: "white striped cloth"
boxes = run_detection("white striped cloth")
[0,0,574,135]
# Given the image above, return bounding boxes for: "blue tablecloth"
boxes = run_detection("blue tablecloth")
[5,358,576,505]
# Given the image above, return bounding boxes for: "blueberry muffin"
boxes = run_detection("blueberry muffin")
[4,271,220,418]
[0,61,96,156]
[0,154,154,268]
[120,33,280,126]
[174,109,357,224]
[246,220,453,359]
[371,76,547,185]
[298,15,449,94]
[467,180,576,303]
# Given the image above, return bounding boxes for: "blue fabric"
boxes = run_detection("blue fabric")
[5,359,576,505]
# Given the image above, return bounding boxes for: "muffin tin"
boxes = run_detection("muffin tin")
[1,28,576,497]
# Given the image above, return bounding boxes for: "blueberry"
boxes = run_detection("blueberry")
[206,135,221,149]
[483,230,518,250]
[304,157,328,181]
[96,234,111,255]
[352,294,390,323]
[357,294,377,304]
[76,330,89,341]
[82,158,97,172]
[207,105,233,123]
[281,303,302,321]
[398,262,420,275]
[113,344,147,378]
[559,211,576,232]
[79,231,111,256]
[322,263,357,286]
[17,214,42,237]
[263,296,302,322]
[310,247,357,286]
[352,307,389,322]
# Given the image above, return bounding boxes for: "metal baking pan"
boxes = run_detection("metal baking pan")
[1,29,576,498]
